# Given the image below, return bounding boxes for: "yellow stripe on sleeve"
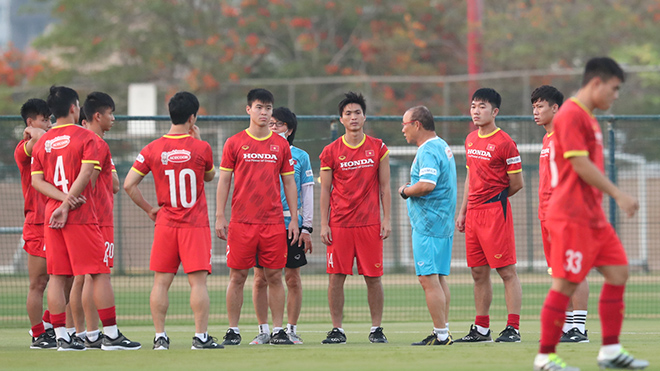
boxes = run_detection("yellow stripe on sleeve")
[281,171,295,176]
[205,167,215,173]
[564,150,589,159]
[507,169,522,174]
[82,160,100,165]
[380,150,390,161]
[23,142,31,157]
[320,166,331,171]
[31,171,44,176]
[130,167,146,176]
[111,169,117,173]
[94,166,102,171]
[219,167,233,172]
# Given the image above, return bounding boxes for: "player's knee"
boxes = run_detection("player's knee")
[30,274,49,292]
[285,273,301,290]
[496,265,518,281]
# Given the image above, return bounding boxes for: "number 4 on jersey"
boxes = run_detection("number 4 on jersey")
[54,155,69,194]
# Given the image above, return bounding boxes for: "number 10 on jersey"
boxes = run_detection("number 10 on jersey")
[164,169,197,208]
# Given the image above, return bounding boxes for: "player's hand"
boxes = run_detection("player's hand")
[615,192,639,218]
[300,230,313,253]
[288,219,300,246]
[380,218,391,240]
[67,195,86,210]
[147,206,160,222]
[189,125,201,140]
[215,216,229,240]
[455,214,466,233]
[397,183,410,196]
[49,204,69,229]
[320,224,332,245]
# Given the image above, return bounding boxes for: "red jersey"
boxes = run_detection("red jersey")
[91,135,115,227]
[465,128,522,208]
[546,98,608,227]
[319,134,389,227]
[538,132,554,221]
[31,124,99,225]
[15,140,47,225]
[131,134,214,228]
[220,129,294,224]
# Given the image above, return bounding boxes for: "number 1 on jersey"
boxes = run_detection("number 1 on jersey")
[164,169,197,208]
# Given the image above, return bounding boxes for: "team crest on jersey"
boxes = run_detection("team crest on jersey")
[374,263,381,268]
[365,149,375,157]
[467,142,473,147]
[241,145,249,150]
[161,149,191,165]
[136,154,145,163]
[445,146,453,159]
[44,135,70,153]
[338,155,346,160]
[487,143,496,151]
[270,145,279,152]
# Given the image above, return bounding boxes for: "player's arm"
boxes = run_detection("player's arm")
[378,154,392,240]
[455,173,469,233]
[569,156,638,217]
[31,173,70,203]
[507,171,523,197]
[112,170,120,194]
[123,169,159,222]
[215,169,232,240]
[49,162,96,228]
[300,182,314,252]
[90,167,101,188]
[204,167,216,182]
[398,181,435,198]
[282,173,300,245]
[319,169,333,245]
[23,127,46,156]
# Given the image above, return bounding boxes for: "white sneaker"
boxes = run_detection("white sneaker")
[288,331,303,345]
[533,353,580,371]
[597,348,649,369]
[249,332,271,345]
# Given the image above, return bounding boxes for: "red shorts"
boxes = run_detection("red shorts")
[545,219,628,283]
[45,224,110,276]
[326,225,383,277]
[465,200,516,268]
[23,223,46,258]
[227,222,287,270]
[151,225,212,274]
[100,226,114,268]
[540,220,551,267]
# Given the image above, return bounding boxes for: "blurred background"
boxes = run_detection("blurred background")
[0,0,658,327]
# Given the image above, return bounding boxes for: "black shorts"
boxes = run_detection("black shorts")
[255,230,307,269]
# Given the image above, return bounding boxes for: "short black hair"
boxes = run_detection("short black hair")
[168,91,199,125]
[82,91,115,122]
[530,85,564,107]
[247,88,274,106]
[20,98,50,126]
[407,106,435,132]
[338,91,366,116]
[471,88,501,109]
[47,85,79,119]
[582,57,625,87]
[78,107,86,125]
[272,107,297,145]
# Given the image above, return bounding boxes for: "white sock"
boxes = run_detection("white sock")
[43,321,53,330]
[534,354,550,366]
[155,332,167,340]
[230,327,240,334]
[66,327,76,336]
[104,325,118,339]
[476,325,489,336]
[258,324,270,335]
[29,329,34,337]
[286,324,296,334]
[77,331,87,341]
[55,327,70,341]
[272,327,283,335]
[562,311,574,333]
[370,326,379,333]
[445,322,449,332]
[573,310,587,333]
[336,327,345,334]
[434,327,448,341]
[195,332,208,342]
[87,330,100,342]
[599,344,622,359]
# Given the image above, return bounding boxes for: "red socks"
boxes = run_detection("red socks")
[50,312,66,329]
[539,290,570,354]
[600,283,625,346]
[475,315,489,329]
[42,310,51,324]
[98,306,117,327]
[507,314,520,330]
[31,322,45,337]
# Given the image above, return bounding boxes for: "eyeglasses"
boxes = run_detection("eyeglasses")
[268,121,286,127]
[402,120,417,126]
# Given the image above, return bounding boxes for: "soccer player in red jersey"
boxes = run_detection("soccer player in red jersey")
[124,92,222,350]
[31,85,139,351]
[319,92,391,344]
[534,58,648,370]
[67,92,120,348]
[15,98,56,349]
[533,85,590,344]
[215,88,299,346]
[454,88,524,343]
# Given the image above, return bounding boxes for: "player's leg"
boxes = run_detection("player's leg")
[250,267,271,344]
[26,254,51,347]
[364,275,384,325]
[82,275,101,347]
[472,264,492,321]
[495,264,522,340]
[151,272,175,334]
[284,267,302,330]
[439,275,450,328]
[69,275,85,338]
[419,275,446,327]
[328,273,346,327]
[263,267,286,328]
[227,268,249,328]
[188,270,210,334]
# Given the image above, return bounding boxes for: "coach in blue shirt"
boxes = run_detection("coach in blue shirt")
[398,105,457,346]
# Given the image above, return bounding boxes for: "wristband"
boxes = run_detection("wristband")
[301,226,313,233]
[400,187,409,200]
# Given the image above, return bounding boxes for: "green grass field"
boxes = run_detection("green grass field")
[0,320,658,371]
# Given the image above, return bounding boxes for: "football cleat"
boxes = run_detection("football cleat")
[453,324,493,343]
[560,328,589,343]
[153,336,170,350]
[321,328,346,344]
[368,327,388,343]
[101,331,141,350]
[597,348,649,369]
[287,331,303,345]
[495,325,521,343]
[30,332,57,349]
[191,335,223,349]
[411,333,453,346]
[84,334,103,349]
[249,332,271,345]
[221,329,241,346]
[534,353,580,371]
[269,329,294,345]
[57,336,86,351]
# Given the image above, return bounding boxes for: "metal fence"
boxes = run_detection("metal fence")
[1,115,658,328]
